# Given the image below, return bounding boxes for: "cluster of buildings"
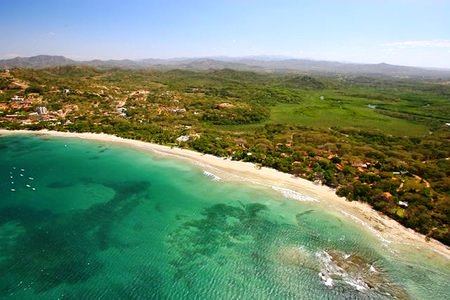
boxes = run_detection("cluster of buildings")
[6,95,47,113]
[0,94,56,125]
[8,95,33,110]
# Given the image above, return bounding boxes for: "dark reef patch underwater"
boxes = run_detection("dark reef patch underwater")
[0,134,449,299]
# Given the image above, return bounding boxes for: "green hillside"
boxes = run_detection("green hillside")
[1,67,449,245]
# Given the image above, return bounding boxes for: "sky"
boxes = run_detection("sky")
[1,0,449,68]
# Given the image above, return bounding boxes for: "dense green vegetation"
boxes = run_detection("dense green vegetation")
[1,66,449,245]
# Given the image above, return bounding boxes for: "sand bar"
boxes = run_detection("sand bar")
[1,129,449,261]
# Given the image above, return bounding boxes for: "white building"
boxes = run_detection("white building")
[398,201,409,207]
[36,107,48,115]
[11,95,24,102]
[176,135,190,143]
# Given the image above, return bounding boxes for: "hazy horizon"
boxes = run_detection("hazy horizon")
[4,53,450,71]
[1,0,449,68]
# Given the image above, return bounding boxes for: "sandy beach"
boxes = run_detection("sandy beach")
[1,129,449,261]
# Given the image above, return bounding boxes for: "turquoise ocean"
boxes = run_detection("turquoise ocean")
[0,134,449,299]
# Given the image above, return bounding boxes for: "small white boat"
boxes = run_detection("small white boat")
[10,189,16,192]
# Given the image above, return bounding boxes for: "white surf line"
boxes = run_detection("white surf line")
[338,209,392,246]
[338,208,450,260]
[187,159,321,203]
[202,170,221,181]
[271,186,319,202]
[3,129,450,261]
[144,149,223,182]
[430,248,450,260]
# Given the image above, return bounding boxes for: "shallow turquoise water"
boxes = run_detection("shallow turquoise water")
[0,134,448,299]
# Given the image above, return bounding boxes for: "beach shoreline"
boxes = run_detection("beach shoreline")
[1,129,449,260]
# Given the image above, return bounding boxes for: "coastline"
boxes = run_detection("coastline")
[1,129,449,261]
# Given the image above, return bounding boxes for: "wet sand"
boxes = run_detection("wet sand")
[1,129,448,261]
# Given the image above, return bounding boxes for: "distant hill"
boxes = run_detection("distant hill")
[0,55,76,68]
[1,55,450,78]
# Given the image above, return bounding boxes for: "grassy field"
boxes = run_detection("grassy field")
[270,101,429,136]
[1,67,449,245]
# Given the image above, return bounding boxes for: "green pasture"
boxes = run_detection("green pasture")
[269,99,429,136]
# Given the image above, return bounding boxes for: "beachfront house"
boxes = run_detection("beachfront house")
[176,135,190,143]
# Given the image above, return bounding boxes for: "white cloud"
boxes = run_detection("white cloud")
[383,40,450,49]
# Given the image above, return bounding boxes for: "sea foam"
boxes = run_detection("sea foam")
[338,209,392,246]
[271,186,319,202]
[203,170,221,181]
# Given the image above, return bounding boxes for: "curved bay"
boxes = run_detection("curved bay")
[0,134,448,299]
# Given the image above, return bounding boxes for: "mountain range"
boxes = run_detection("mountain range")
[1,55,450,78]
